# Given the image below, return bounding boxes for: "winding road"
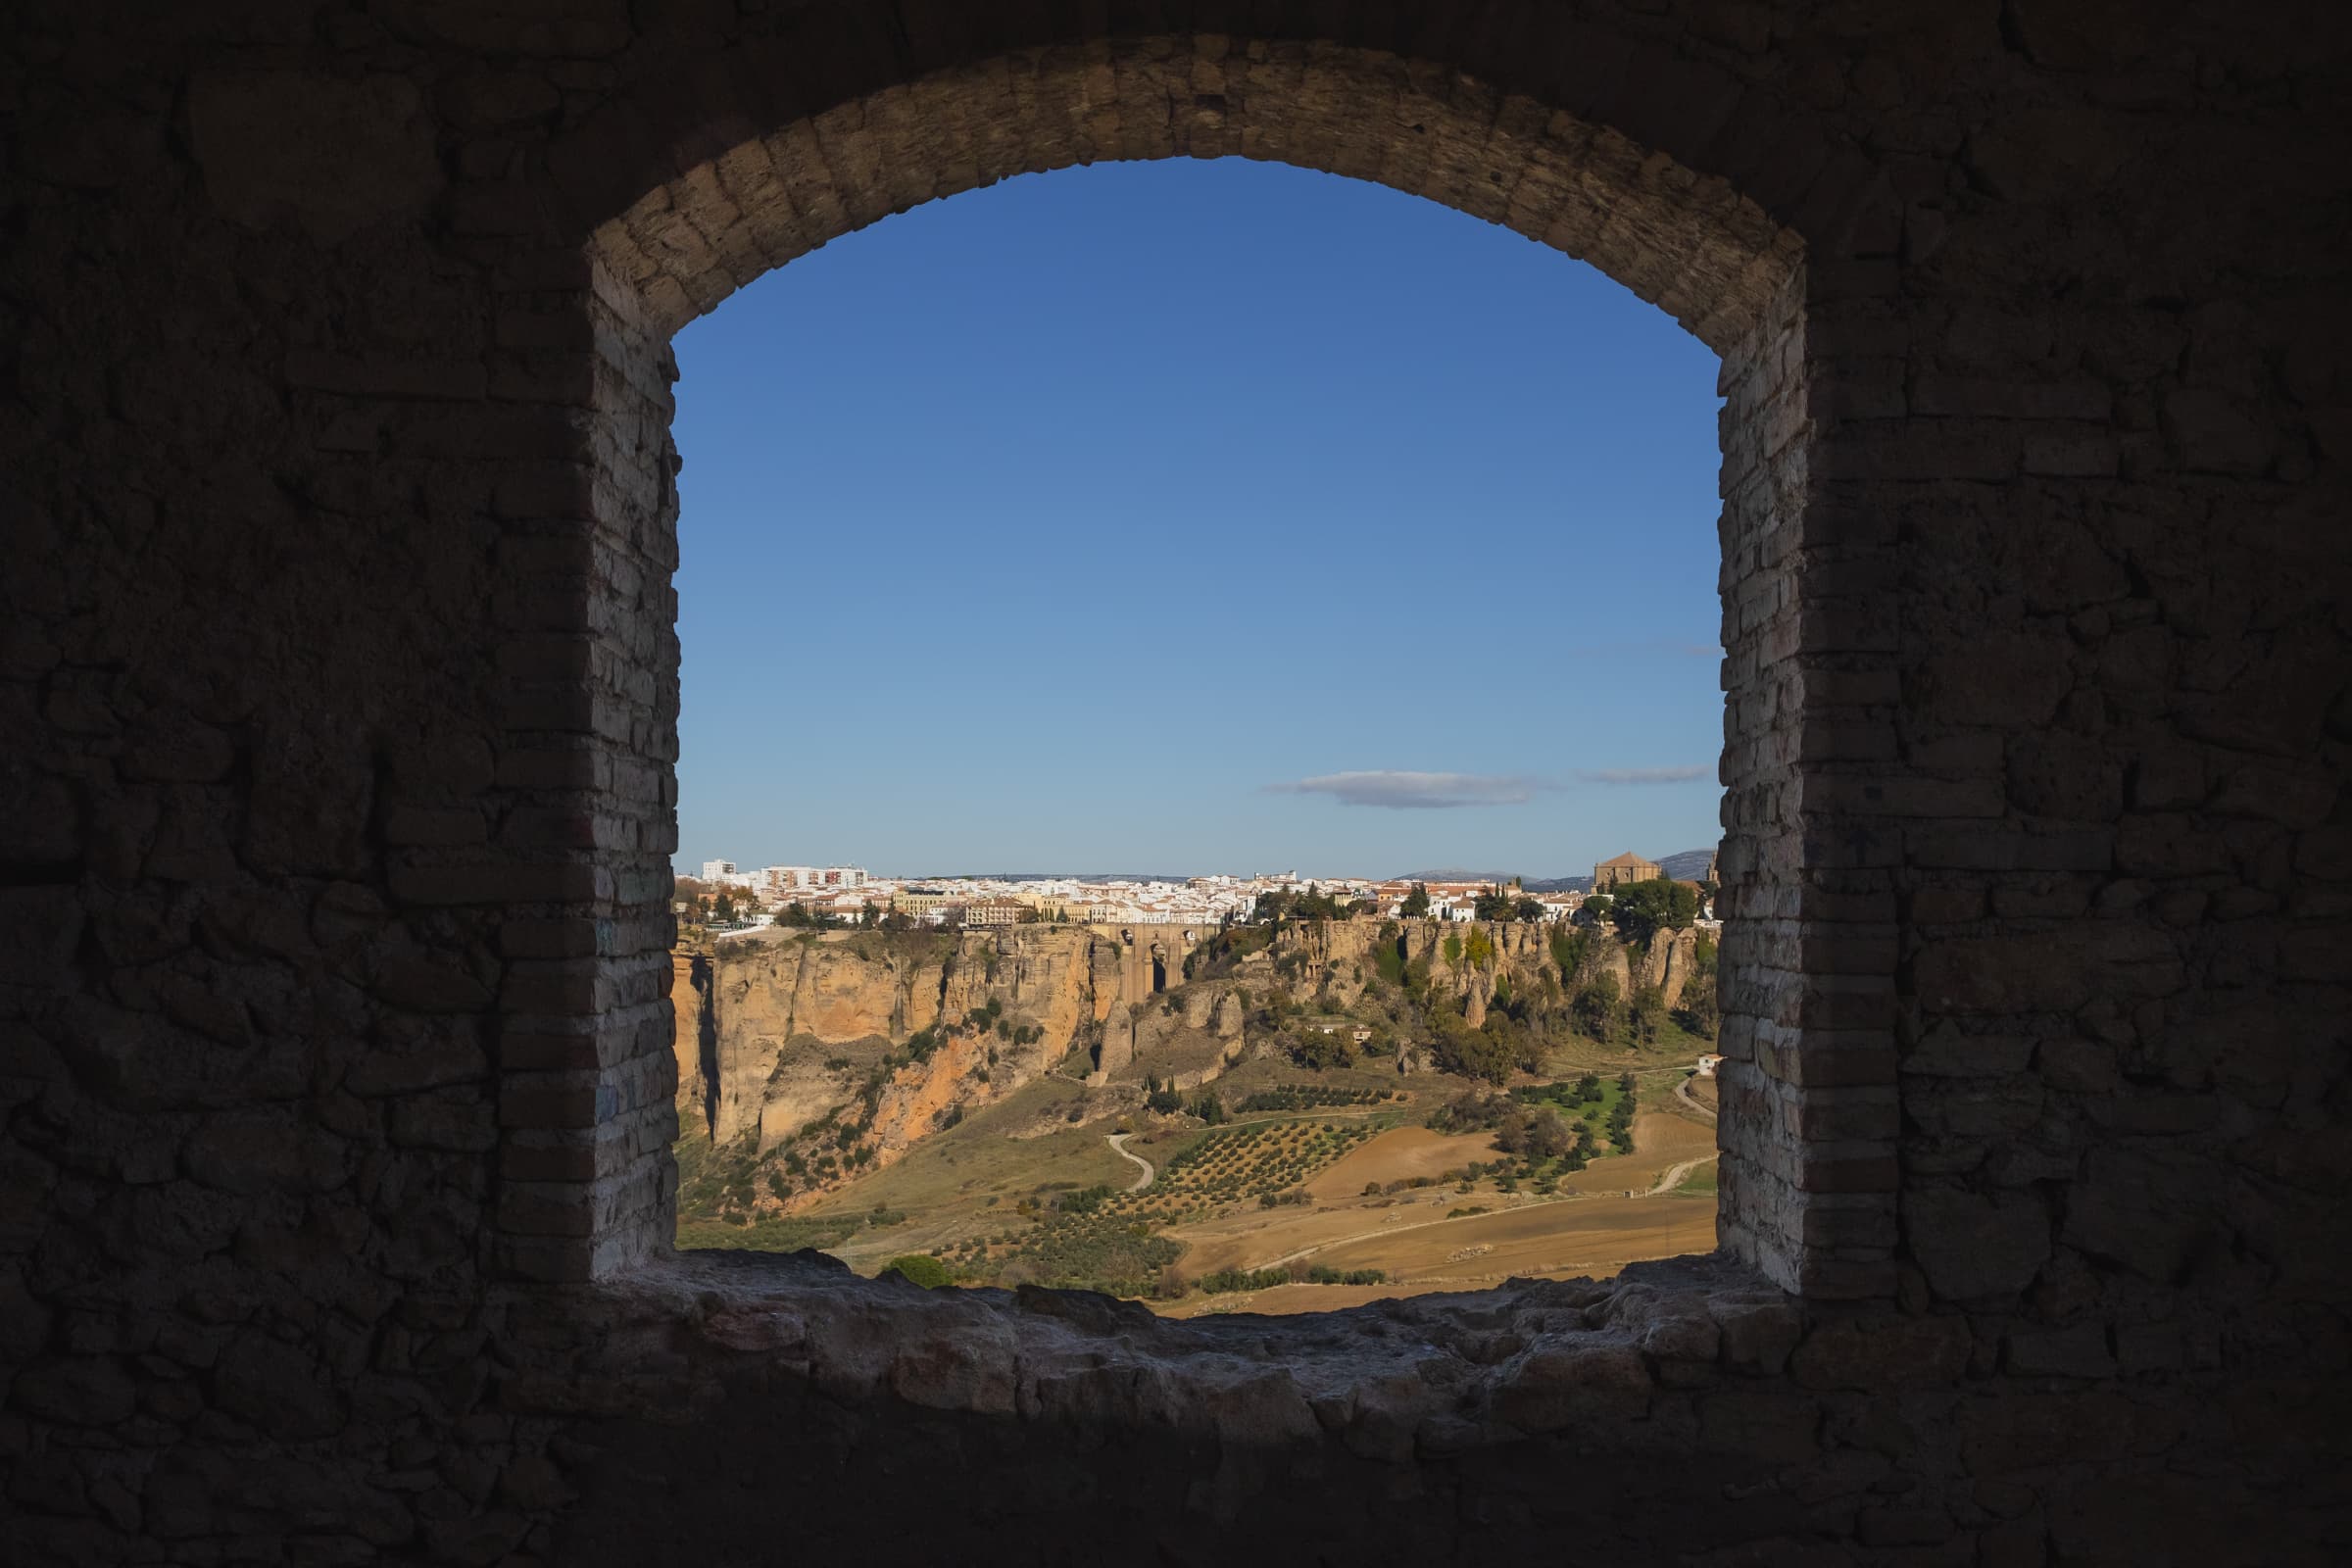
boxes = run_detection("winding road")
[1106,1133,1154,1193]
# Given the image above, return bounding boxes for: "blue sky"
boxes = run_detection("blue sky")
[673,158,1724,880]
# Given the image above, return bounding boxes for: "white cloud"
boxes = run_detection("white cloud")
[1265,770,1544,810]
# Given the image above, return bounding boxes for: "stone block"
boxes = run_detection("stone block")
[1707,1298,1805,1377]
[1906,1188,2051,1300]
[1789,1314,1970,1391]
[189,69,443,242]
[2005,1324,2117,1379]
[2062,1148,2214,1281]
[2160,390,2276,474]
[1489,1338,1653,1433]
[1959,1392,2133,1475]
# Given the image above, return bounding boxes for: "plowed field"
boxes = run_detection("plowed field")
[1157,1105,1719,1315]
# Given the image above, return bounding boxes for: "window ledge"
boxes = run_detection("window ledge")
[497,1250,1807,1458]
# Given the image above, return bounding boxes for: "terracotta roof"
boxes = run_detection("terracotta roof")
[1597,852,1654,867]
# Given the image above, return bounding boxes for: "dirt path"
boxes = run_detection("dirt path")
[1675,1075,1717,1121]
[1253,1196,1576,1269]
[1106,1133,1153,1193]
[1642,1153,1718,1196]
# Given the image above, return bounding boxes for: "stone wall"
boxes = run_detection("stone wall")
[1,1,2344,1562]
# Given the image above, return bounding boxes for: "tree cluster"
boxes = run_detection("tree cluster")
[1253,883,1370,923]
[1606,877,1700,943]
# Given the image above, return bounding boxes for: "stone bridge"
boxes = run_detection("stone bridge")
[1090,920,1208,1004]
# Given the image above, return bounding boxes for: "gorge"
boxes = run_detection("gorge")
[671,913,1714,1226]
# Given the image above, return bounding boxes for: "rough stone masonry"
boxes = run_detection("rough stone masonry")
[1,1,2346,1562]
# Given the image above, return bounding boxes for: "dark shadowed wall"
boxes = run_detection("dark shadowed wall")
[1,2,2346,1562]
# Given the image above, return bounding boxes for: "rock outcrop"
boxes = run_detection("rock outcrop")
[682,928,1084,1147]
[679,923,1250,1210]
[1641,926,1702,1010]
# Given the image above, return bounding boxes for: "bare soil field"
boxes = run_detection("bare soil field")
[1153,1108,1719,1310]
[1157,1197,1719,1318]
[1302,1193,1716,1283]
[1303,1126,1498,1200]
[1553,1106,1715,1195]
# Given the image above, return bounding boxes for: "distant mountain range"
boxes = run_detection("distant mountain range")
[1389,867,1521,885]
[1395,848,1716,893]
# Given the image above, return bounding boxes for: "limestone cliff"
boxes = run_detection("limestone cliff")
[1251,916,1567,1016]
[675,915,1708,1219]
[681,928,1076,1146]
[1216,915,1709,1077]
[676,923,1245,1217]
[1640,926,1702,1010]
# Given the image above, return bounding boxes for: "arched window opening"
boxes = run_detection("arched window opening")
[492,39,1869,1307]
[653,153,1755,1311]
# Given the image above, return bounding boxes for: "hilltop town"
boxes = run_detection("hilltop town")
[681,849,1720,933]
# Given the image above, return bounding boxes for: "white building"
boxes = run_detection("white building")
[699,858,737,882]
[756,864,869,897]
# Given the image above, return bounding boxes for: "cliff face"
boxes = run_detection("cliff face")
[1641,926,1701,1010]
[1251,916,1569,1015]
[675,915,1709,1218]
[676,923,1248,1214]
[1232,916,1707,1072]
[683,928,1088,1147]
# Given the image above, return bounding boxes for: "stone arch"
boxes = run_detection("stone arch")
[500,15,1897,1300]
[575,38,1812,350]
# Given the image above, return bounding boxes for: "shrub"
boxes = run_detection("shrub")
[1056,1184,1114,1216]
[880,1254,951,1288]
[1199,1266,1291,1295]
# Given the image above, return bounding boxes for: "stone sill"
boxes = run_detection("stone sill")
[496,1248,1811,1459]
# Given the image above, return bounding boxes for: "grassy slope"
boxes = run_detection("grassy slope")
[795,1076,1134,1271]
